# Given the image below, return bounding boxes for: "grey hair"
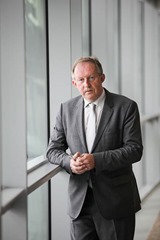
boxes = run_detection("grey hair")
[71,56,103,78]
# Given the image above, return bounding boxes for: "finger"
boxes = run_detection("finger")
[74,168,87,175]
[73,152,81,159]
[73,164,87,173]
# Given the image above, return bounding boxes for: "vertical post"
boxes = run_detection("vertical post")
[0,0,27,239]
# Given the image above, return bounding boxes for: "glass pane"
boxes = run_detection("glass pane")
[82,0,90,56]
[25,0,48,159]
[28,183,49,240]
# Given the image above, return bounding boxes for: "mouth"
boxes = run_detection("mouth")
[85,89,93,93]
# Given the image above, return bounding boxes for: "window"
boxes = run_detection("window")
[25,0,48,160]
[28,183,49,240]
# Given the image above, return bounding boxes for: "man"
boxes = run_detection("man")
[46,56,143,240]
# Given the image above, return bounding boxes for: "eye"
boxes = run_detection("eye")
[89,76,95,81]
[78,78,84,83]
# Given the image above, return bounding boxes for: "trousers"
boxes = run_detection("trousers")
[70,186,135,240]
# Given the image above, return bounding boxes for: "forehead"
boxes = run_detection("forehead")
[74,62,97,77]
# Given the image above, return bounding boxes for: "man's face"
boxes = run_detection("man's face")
[72,62,105,102]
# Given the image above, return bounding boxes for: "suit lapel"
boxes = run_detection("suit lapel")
[74,98,88,151]
[92,90,114,152]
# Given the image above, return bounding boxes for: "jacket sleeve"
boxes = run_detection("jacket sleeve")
[46,104,72,174]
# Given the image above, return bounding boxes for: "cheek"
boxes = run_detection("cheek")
[94,83,102,92]
[76,86,84,94]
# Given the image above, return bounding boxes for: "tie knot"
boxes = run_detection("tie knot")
[89,103,96,110]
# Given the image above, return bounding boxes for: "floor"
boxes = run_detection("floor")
[134,183,160,240]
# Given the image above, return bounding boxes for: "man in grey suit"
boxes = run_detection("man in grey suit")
[46,56,143,240]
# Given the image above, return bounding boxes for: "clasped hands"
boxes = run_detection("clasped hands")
[70,152,95,174]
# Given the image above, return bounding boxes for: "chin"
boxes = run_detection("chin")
[86,97,96,102]
[84,90,99,100]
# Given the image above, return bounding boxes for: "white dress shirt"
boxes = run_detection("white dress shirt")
[84,89,106,134]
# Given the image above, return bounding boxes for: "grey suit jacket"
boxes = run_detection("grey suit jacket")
[46,89,143,220]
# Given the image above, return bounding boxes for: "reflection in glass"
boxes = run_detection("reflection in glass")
[25,0,48,159]
[28,183,49,240]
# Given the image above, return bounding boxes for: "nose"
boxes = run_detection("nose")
[84,78,91,86]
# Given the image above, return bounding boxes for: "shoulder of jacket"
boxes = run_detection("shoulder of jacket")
[107,90,135,105]
[62,95,82,107]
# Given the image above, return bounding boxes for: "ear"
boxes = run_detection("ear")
[100,74,105,83]
[72,79,77,87]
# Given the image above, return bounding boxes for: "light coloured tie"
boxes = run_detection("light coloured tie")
[86,103,96,153]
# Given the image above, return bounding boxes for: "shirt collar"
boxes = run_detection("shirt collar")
[84,89,105,108]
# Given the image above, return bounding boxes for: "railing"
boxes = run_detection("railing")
[140,111,160,123]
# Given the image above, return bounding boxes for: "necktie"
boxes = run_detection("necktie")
[86,103,96,153]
